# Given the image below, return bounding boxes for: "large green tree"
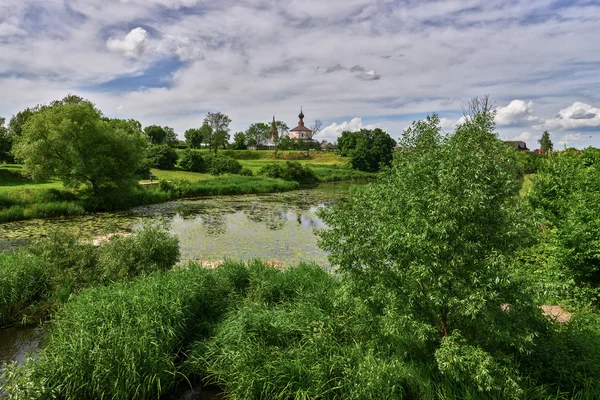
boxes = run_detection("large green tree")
[184,124,210,149]
[244,123,270,146]
[203,112,231,154]
[319,109,539,393]
[538,130,553,153]
[338,128,396,172]
[144,125,178,147]
[0,117,13,163]
[12,96,147,198]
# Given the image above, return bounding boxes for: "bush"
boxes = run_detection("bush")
[206,154,243,175]
[179,149,209,173]
[259,161,317,184]
[147,144,178,170]
[97,224,180,283]
[239,167,253,176]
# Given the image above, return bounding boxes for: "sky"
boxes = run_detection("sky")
[1,0,600,149]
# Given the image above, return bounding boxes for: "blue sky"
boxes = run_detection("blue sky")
[1,0,600,148]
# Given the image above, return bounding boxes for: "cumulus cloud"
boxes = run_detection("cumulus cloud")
[542,102,600,130]
[106,27,149,57]
[320,117,379,141]
[495,100,541,126]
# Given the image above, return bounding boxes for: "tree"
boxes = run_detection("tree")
[184,126,207,149]
[539,130,553,154]
[230,132,247,150]
[144,125,177,147]
[0,117,13,163]
[204,112,232,154]
[273,120,289,157]
[147,144,178,170]
[306,119,323,157]
[342,128,396,172]
[245,123,270,146]
[337,130,360,157]
[318,108,538,392]
[8,107,36,140]
[179,149,208,172]
[12,96,147,199]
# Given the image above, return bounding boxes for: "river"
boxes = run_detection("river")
[0,183,354,383]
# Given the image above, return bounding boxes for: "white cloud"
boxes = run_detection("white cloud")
[319,117,379,142]
[495,100,541,126]
[106,27,149,57]
[541,102,600,130]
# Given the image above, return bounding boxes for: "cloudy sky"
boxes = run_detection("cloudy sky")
[1,0,600,148]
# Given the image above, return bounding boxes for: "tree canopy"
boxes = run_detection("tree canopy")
[337,128,396,172]
[204,112,231,153]
[144,125,178,147]
[538,130,553,153]
[319,109,539,393]
[12,96,147,198]
[184,125,210,149]
[244,123,270,146]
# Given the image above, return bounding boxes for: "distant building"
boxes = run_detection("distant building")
[289,108,312,141]
[248,116,277,150]
[504,141,530,151]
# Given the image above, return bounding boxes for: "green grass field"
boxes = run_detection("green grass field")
[0,165,64,193]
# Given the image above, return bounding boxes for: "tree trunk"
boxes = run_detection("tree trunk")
[439,312,450,338]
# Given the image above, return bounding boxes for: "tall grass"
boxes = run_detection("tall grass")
[0,225,180,327]
[2,266,228,399]
[0,251,48,326]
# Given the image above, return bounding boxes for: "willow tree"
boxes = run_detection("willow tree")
[13,96,146,200]
[319,106,541,395]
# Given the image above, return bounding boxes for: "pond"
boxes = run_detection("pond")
[0,183,354,267]
[0,183,356,379]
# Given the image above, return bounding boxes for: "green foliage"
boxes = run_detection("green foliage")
[337,128,396,172]
[184,125,207,149]
[259,161,318,183]
[239,167,253,176]
[2,266,226,400]
[0,251,48,326]
[0,117,13,163]
[12,96,147,199]
[0,225,180,326]
[539,130,554,153]
[528,148,600,299]
[97,224,180,284]
[204,112,231,153]
[144,125,177,146]
[147,143,178,170]
[244,123,270,145]
[230,132,247,150]
[514,150,542,176]
[206,154,243,175]
[178,149,209,172]
[318,111,541,395]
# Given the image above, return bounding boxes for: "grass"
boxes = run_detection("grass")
[0,165,64,192]
[3,258,600,399]
[0,225,180,327]
[520,173,535,197]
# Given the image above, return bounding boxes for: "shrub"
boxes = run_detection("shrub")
[239,167,253,176]
[147,144,178,170]
[97,224,180,283]
[179,149,209,173]
[259,161,317,183]
[206,154,243,175]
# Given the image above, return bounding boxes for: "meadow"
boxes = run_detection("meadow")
[0,151,370,223]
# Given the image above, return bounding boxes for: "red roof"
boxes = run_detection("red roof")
[290,125,312,132]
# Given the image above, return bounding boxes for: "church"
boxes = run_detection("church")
[288,108,312,141]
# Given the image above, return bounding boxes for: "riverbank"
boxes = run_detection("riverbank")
[2,259,599,399]
[0,155,374,223]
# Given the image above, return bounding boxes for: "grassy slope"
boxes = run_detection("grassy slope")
[0,165,64,193]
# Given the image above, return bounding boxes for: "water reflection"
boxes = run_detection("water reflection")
[0,184,353,266]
